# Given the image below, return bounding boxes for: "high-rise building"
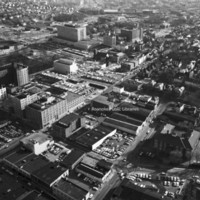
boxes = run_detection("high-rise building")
[15,63,29,86]
[103,34,117,47]
[57,24,87,42]
[0,87,7,101]
[121,27,143,42]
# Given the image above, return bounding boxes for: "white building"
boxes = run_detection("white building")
[0,87,7,101]
[21,132,54,155]
[54,59,78,74]
[15,63,29,86]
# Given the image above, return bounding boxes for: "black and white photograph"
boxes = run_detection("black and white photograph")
[0,0,200,200]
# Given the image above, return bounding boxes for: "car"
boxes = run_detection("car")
[136,178,142,182]
[139,152,144,156]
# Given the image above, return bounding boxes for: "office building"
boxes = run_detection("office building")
[103,34,117,47]
[57,24,87,42]
[25,91,84,129]
[121,27,143,42]
[8,84,41,117]
[0,87,7,101]
[21,132,54,155]
[54,58,78,74]
[53,113,85,139]
[15,63,29,86]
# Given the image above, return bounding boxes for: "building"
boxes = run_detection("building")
[76,157,112,183]
[21,132,54,155]
[31,162,68,188]
[52,179,91,200]
[60,149,85,170]
[54,59,78,74]
[8,84,41,117]
[3,150,49,178]
[15,63,29,86]
[153,129,200,153]
[103,112,142,135]
[103,34,117,47]
[25,91,84,129]
[121,27,143,42]
[92,95,114,112]
[0,87,7,101]
[53,113,85,139]
[57,24,87,42]
[70,125,116,150]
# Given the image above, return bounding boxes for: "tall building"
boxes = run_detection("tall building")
[103,34,117,47]
[8,84,41,117]
[0,87,7,101]
[25,91,84,129]
[121,27,143,42]
[15,63,29,86]
[57,24,87,42]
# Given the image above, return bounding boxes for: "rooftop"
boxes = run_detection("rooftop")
[103,117,138,133]
[32,163,67,186]
[54,179,88,200]
[75,125,115,148]
[21,132,52,146]
[55,58,74,66]
[4,149,32,164]
[61,149,85,168]
[76,163,104,179]
[56,113,80,128]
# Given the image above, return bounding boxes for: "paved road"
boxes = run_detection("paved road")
[94,171,121,200]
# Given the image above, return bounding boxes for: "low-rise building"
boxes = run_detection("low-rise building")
[53,179,91,200]
[21,132,54,155]
[53,113,85,139]
[69,125,116,150]
[54,59,78,74]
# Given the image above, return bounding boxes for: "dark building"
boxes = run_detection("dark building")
[52,113,85,139]
[0,63,17,85]
[60,149,85,170]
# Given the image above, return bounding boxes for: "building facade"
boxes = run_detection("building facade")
[15,63,29,86]
[57,24,87,42]
[54,59,78,74]
[0,87,7,101]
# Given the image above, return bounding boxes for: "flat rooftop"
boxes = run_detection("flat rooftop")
[75,125,115,148]
[35,74,60,85]
[103,118,138,133]
[55,58,73,65]
[61,149,84,168]
[21,132,52,146]
[55,179,88,200]
[77,163,104,179]
[32,163,67,186]
[110,112,143,126]
[0,168,27,200]
[4,149,32,164]
[57,113,80,128]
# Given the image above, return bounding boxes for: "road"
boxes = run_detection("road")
[93,171,121,200]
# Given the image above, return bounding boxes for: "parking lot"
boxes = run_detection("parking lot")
[42,143,71,162]
[93,131,135,160]
[0,121,24,139]
[126,171,187,199]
